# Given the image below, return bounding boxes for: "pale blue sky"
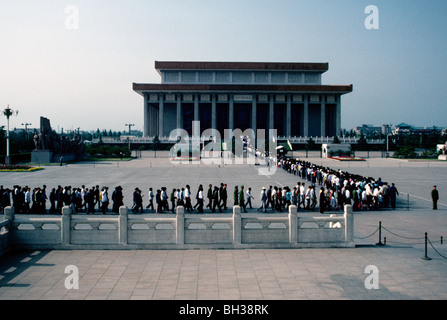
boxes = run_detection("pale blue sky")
[0,0,446,132]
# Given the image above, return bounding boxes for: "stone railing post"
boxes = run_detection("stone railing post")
[4,206,15,232]
[176,206,185,245]
[233,205,241,245]
[344,204,354,246]
[288,205,297,244]
[119,206,128,245]
[61,205,71,245]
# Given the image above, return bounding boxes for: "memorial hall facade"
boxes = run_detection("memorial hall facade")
[133,61,352,139]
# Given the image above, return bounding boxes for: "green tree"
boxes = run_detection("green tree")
[152,135,160,158]
[306,137,316,151]
[356,134,368,151]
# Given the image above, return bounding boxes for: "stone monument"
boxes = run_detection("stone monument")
[31,116,86,164]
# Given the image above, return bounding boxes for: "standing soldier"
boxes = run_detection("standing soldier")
[431,185,439,210]
[219,183,228,210]
[212,186,221,213]
[239,185,247,213]
[206,184,213,210]
[389,183,399,209]
[233,186,239,206]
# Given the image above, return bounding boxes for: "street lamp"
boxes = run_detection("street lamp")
[125,123,135,151]
[384,124,392,158]
[2,105,19,165]
[22,122,32,139]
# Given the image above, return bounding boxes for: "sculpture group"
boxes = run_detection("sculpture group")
[33,117,86,156]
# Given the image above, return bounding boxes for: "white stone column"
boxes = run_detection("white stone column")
[212,94,217,130]
[143,94,149,137]
[303,95,309,137]
[269,95,274,130]
[251,98,257,133]
[288,205,297,244]
[176,206,185,245]
[233,205,241,245]
[321,95,326,137]
[158,95,164,137]
[119,206,128,245]
[336,95,341,137]
[176,94,182,130]
[4,206,14,233]
[344,205,355,247]
[61,205,71,245]
[194,93,199,122]
[229,95,234,130]
[286,94,292,138]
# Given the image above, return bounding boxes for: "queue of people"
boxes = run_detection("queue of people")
[0,183,243,215]
[0,157,399,215]
[277,156,400,213]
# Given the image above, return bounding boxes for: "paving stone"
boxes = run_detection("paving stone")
[1,154,447,301]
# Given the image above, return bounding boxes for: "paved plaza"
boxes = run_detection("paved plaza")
[0,152,446,300]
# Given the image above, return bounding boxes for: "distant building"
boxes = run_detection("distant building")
[353,124,384,137]
[393,123,445,135]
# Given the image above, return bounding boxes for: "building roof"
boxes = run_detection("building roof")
[155,61,329,74]
[133,83,353,96]
[395,123,413,128]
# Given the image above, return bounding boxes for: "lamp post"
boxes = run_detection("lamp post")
[22,122,32,139]
[125,123,135,151]
[3,105,19,165]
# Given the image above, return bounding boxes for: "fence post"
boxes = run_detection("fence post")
[118,206,128,245]
[4,206,15,232]
[344,205,355,247]
[176,206,185,245]
[421,232,431,260]
[61,205,71,246]
[233,206,241,245]
[288,205,297,244]
[376,221,384,246]
[4,206,15,231]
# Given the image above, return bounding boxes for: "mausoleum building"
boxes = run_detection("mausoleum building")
[133,61,352,139]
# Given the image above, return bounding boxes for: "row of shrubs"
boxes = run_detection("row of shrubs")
[392,146,440,159]
[85,144,132,158]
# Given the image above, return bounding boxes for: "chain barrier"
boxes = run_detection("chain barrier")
[427,237,447,260]
[381,226,425,240]
[354,227,379,240]
[356,220,447,260]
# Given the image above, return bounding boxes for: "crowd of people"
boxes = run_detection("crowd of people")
[0,156,399,215]
[0,183,253,215]
[276,156,400,213]
[0,185,116,215]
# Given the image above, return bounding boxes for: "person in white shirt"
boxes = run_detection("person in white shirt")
[184,185,193,212]
[345,187,351,205]
[101,187,109,214]
[258,187,267,212]
[197,186,204,213]
[299,183,305,209]
[24,187,31,213]
[245,187,254,209]
[305,186,312,210]
[146,188,154,210]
